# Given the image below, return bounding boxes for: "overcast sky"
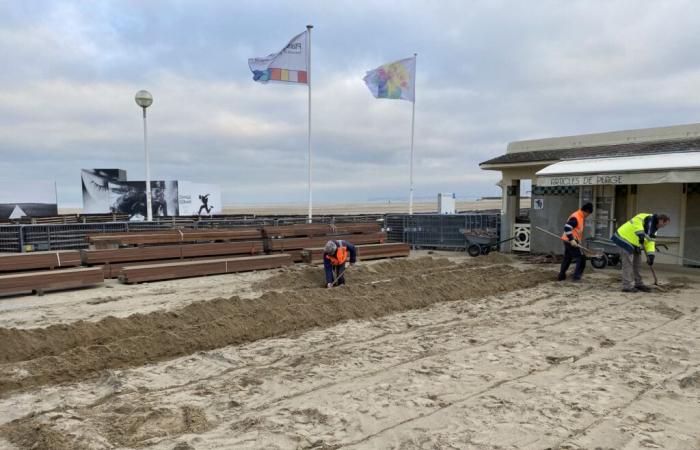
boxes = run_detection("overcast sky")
[2,0,700,207]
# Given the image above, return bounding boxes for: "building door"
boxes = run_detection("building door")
[593,185,616,238]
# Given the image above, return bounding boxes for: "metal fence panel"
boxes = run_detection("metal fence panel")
[0,214,388,253]
[385,213,501,250]
[0,226,21,253]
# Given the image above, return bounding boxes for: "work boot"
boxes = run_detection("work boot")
[635,285,652,293]
[622,287,638,293]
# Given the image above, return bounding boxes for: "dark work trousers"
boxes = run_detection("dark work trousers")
[558,241,585,281]
[333,263,346,286]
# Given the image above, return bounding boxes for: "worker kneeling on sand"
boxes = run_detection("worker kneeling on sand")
[558,202,594,282]
[611,213,670,293]
[323,239,357,288]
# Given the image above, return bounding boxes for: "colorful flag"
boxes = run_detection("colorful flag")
[248,31,308,85]
[363,56,416,101]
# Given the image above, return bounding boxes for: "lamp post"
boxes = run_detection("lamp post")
[135,90,153,221]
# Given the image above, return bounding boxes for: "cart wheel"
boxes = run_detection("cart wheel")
[591,255,608,269]
[468,244,481,257]
[481,246,491,255]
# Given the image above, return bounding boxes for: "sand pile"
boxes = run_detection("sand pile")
[0,258,551,396]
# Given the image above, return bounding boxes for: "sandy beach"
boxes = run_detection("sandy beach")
[0,252,698,449]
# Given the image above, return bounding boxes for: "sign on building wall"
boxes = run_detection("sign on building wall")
[538,170,700,187]
[0,181,58,219]
[537,174,628,187]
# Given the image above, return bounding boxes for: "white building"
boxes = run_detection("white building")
[480,123,700,266]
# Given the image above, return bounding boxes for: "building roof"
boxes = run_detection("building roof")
[537,151,700,176]
[480,137,700,167]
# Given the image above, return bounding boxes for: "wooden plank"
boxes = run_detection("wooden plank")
[103,254,264,278]
[357,243,410,260]
[262,224,334,238]
[180,241,263,258]
[267,232,386,251]
[301,242,410,264]
[119,254,293,284]
[0,267,104,296]
[0,250,81,273]
[87,228,262,246]
[81,245,182,265]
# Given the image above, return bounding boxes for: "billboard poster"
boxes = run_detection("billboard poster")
[82,169,119,213]
[0,181,58,220]
[81,170,221,220]
[108,181,179,220]
[177,181,222,216]
[82,169,179,220]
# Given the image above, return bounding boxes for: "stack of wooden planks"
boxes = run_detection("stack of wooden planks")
[82,241,264,278]
[262,222,381,239]
[300,242,410,264]
[87,228,263,248]
[0,250,82,272]
[119,254,292,284]
[0,267,104,296]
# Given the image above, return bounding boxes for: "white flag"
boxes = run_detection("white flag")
[363,56,416,101]
[248,31,308,84]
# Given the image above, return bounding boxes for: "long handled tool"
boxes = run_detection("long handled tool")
[642,249,660,286]
[534,226,603,257]
[329,264,349,287]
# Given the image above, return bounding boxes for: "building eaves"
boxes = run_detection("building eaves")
[479,137,700,168]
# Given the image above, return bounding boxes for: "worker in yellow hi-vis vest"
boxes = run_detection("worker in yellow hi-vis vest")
[611,213,670,293]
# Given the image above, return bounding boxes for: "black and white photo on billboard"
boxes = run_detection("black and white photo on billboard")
[108,181,179,220]
[0,181,58,220]
[177,181,222,216]
[82,169,179,220]
[81,169,119,213]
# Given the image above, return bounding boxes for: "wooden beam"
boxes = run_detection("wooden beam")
[0,267,104,296]
[267,232,386,251]
[301,242,410,264]
[0,251,81,273]
[119,254,293,284]
[87,228,263,247]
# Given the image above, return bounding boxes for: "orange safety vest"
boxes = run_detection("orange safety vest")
[327,242,348,266]
[561,209,585,242]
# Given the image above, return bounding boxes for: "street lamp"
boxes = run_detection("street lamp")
[135,90,153,221]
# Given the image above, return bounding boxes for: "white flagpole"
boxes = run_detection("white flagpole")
[409,53,417,215]
[306,25,313,222]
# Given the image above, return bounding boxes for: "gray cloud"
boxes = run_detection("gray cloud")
[1,0,699,207]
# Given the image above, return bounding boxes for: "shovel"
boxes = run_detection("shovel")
[534,226,604,258]
[329,264,350,287]
[643,248,667,291]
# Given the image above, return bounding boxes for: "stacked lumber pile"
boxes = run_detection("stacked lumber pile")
[82,241,264,278]
[263,223,386,261]
[119,254,292,284]
[0,267,104,296]
[301,242,410,264]
[262,223,380,238]
[0,250,81,272]
[87,228,263,249]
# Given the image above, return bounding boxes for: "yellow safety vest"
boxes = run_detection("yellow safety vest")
[616,213,655,254]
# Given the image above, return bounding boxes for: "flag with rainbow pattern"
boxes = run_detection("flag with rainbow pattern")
[363,56,416,102]
[248,31,308,85]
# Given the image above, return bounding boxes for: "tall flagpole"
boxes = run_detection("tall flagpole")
[409,53,417,215]
[306,24,313,222]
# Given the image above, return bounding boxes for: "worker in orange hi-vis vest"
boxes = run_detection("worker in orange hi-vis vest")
[557,202,593,282]
[323,240,357,288]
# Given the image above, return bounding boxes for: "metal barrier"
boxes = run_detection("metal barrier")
[0,214,385,253]
[386,213,501,250]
